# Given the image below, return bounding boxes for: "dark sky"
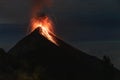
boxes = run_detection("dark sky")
[0,0,120,69]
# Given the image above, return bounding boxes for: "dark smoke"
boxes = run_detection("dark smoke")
[31,0,53,17]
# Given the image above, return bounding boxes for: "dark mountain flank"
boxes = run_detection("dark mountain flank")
[0,28,119,80]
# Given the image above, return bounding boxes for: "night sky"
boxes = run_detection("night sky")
[0,0,120,69]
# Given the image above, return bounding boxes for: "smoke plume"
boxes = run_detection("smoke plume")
[31,0,53,17]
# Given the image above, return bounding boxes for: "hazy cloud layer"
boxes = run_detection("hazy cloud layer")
[0,0,119,23]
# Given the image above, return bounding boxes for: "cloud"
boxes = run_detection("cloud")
[0,0,120,24]
[0,0,31,23]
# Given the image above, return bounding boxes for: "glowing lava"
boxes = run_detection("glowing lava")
[30,16,58,45]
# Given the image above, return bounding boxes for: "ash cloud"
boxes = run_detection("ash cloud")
[31,0,53,17]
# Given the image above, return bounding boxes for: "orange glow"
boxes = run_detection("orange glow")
[30,16,58,45]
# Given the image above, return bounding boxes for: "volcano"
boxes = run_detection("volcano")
[2,28,119,80]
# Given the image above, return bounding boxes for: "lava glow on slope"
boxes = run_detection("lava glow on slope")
[30,16,58,45]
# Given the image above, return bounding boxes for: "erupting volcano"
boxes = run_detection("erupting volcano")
[30,15,58,45]
[0,0,120,80]
[28,0,58,45]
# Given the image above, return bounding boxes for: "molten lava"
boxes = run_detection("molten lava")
[30,16,58,45]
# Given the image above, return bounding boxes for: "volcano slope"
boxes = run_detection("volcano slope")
[0,28,119,80]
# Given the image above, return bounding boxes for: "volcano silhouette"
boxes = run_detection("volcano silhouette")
[4,28,120,80]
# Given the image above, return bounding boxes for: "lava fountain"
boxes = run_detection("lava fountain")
[29,0,58,45]
[30,15,58,45]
